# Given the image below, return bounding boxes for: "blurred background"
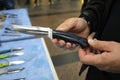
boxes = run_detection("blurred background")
[1,0,87,80]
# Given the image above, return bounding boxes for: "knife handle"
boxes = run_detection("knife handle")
[0,62,9,68]
[0,50,11,54]
[0,69,7,75]
[0,54,11,59]
[52,30,89,48]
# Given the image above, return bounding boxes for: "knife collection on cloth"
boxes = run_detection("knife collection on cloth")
[0,47,25,77]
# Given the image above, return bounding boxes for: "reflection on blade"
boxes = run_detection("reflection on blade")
[11,52,24,56]
[10,61,25,65]
[12,25,51,37]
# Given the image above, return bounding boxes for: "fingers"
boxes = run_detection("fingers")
[52,17,89,49]
[79,39,113,65]
[56,18,76,31]
[56,22,71,31]
[88,39,112,51]
[79,47,120,72]
[88,32,95,39]
[52,38,77,49]
[78,48,103,65]
[52,39,65,47]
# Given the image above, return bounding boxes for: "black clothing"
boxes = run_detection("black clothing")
[82,0,89,8]
[80,0,113,39]
[102,0,120,42]
[80,0,120,80]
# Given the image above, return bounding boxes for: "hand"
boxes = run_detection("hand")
[79,39,120,73]
[52,17,90,49]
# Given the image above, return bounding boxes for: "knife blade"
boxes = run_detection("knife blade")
[0,67,24,75]
[12,25,88,48]
[12,78,25,80]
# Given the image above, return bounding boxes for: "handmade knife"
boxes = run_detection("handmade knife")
[0,52,24,59]
[12,78,25,80]
[0,47,23,54]
[12,25,88,48]
[0,67,24,75]
[0,61,24,68]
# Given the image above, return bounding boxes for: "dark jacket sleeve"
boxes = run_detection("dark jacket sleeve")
[80,0,106,33]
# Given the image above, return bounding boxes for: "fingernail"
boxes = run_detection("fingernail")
[88,39,94,43]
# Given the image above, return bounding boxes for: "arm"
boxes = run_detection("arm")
[80,0,106,33]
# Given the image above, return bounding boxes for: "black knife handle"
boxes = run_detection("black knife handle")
[52,30,89,48]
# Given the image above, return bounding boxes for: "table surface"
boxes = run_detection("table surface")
[0,38,58,80]
[0,9,59,80]
[0,8,34,42]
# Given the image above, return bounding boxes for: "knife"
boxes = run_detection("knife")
[12,78,25,80]
[0,47,23,54]
[0,52,24,59]
[0,61,24,68]
[0,67,24,75]
[12,25,88,48]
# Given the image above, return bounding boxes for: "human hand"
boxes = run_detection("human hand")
[79,39,120,73]
[52,17,90,49]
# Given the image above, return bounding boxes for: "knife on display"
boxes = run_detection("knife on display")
[0,68,24,75]
[12,78,25,80]
[0,61,24,68]
[0,52,24,59]
[0,47,23,54]
[12,25,89,48]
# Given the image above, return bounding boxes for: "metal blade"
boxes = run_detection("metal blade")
[0,68,24,75]
[12,25,53,38]
[12,78,25,80]
[10,61,24,65]
[11,52,24,56]
[12,25,48,35]
[12,47,23,51]
[7,68,25,74]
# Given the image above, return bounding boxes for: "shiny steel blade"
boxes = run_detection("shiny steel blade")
[13,78,25,80]
[7,68,25,73]
[0,68,24,75]
[11,52,24,56]
[13,25,48,35]
[12,47,23,51]
[12,25,53,38]
[10,61,24,65]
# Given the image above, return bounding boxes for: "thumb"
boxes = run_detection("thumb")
[88,32,96,39]
[56,25,69,32]
[88,39,111,51]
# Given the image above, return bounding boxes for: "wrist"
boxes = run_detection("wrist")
[80,17,90,26]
